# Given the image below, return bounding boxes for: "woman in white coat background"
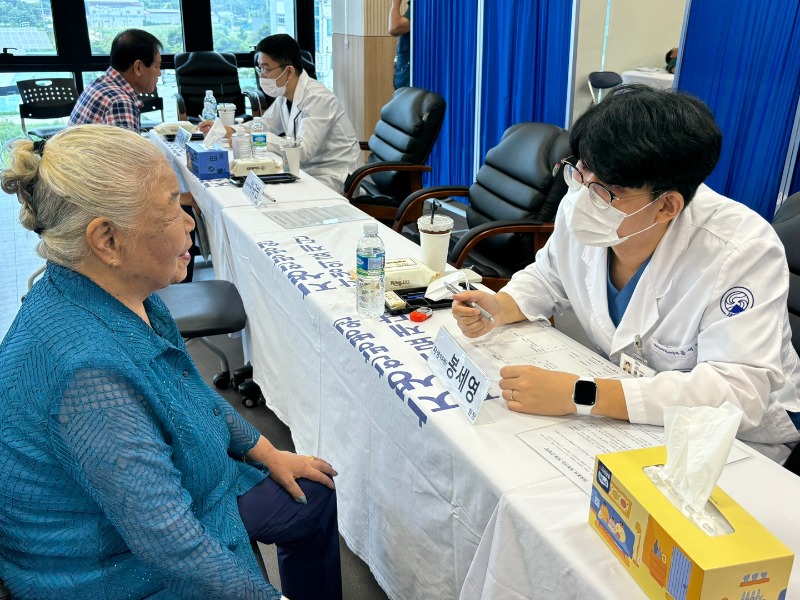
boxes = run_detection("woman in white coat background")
[452,85,800,462]
[255,34,362,194]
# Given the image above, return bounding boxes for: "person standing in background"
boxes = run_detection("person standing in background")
[389,0,410,89]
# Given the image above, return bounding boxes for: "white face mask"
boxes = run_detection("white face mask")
[260,67,289,98]
[563,185,663,247]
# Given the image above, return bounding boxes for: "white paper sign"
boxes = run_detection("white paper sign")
[242,171,269,207]
[175,126,192,148]
[428,327,491,424]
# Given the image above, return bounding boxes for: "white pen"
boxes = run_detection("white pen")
[444,281,496,323]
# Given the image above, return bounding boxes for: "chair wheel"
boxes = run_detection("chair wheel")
[213,372,231,390]
[242,396,257,408]
[233,362,254,390]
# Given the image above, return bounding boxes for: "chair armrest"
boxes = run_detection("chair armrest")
[242,88,268,117]
[449,219,555,268]
[393,186,470,232]
[344,161,432,199]
[175,92,187,121]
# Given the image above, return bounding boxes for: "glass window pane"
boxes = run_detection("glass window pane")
[0,72,73,149]
[314,0,333,89]
[83,0,184,55]
[0,1,57,56]
[211,1,295,54]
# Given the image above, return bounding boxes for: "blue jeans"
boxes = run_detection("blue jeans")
[238,477,342,600]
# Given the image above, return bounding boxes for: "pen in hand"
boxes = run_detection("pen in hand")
[444,281,496,324]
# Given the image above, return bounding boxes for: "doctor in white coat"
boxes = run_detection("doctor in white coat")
[452,85,800,461]
[255,34,362,194]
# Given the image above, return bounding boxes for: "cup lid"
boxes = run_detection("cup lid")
[417,214,454,232]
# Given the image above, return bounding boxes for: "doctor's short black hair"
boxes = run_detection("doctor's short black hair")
[255,34,304,74]
[110,29,162,72]
[569,84,722,205]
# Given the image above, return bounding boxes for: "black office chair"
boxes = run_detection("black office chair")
[138,86,165,132]
[16,78,78,140]
[156,280,247,390]
[588,71,623,104]
[174,51,257,124]
[773,191,800,475]
[343,87,446,222]
[394,122,571,291]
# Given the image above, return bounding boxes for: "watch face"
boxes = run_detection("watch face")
[573,379,597,406]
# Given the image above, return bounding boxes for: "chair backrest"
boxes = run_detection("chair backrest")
[139,86,165,120]
[772,191,800,355]
[17,78,78,119]
[464,122,571,271]
[174,51,246,118]
[365,86,446,194]
[588,71,623,103]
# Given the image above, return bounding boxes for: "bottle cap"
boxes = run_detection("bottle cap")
[364,223,378,235]
[409,307,433,322]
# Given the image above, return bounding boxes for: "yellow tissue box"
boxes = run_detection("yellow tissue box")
[589,447,793,599]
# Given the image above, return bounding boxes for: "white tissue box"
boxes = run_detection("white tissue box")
[589,447,793,599]
[385,258,438,291]
[230,158,281,178]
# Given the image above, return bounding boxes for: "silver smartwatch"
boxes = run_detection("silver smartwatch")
[572,377,597,416]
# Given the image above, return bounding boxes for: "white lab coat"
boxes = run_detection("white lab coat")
[261,70,362,194]
[503,184,800,452]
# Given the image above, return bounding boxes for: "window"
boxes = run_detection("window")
[210,0,295,54]
[0,1,56,56]
[83,0,184,55]
[314,0,332,89]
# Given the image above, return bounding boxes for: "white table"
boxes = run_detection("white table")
[621,68,675,90]
[150,134,800,600]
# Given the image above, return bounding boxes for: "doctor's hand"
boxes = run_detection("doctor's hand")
[499,365,578,416]
[451,290,500,338]
[198,119,214,136]
[263,449,338,504]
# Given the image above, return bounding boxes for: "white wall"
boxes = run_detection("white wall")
[571,0,686,124]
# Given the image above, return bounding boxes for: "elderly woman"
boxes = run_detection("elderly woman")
[0,125,342,600]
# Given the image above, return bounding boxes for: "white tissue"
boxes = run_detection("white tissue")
[658,401,743,512]
[425,269,482,301]
[203,119,228,149]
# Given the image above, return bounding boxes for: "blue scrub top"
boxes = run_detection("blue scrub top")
[607,253,652,327]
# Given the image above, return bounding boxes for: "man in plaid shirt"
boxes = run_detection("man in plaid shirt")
[69,29,162,133]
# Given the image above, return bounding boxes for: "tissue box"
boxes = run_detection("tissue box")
[385,258,438,290]
[230,158,281,178]
[186,142,230,180]
[589,447,792,599]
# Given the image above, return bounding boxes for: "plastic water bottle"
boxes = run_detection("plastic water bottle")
[356,223,385,318]
[232,126,252,160]
[201,90,217,121]
[250,117,268,159]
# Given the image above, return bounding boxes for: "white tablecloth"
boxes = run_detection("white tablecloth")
[150,133,800,600]
[621,68,675,90]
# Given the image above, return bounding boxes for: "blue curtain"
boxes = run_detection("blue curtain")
[412,0,479,187]
[478,0,572,159]
[791,147,800,197]
[677,1,800,219]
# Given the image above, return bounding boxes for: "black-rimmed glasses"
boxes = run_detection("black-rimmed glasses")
[257,64,289,76]
[555,158,665,209]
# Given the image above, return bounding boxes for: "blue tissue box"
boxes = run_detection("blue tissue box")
[186,142,229,180]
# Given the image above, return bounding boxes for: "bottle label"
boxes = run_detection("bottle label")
[251,133,267,147]
[356,251,385,276]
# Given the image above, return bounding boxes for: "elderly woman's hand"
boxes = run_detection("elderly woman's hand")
[264,450,338,503]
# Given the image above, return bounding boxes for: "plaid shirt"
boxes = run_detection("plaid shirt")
[69,67,143,133]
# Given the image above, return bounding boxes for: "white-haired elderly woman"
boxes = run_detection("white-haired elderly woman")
[0,125,342,600]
